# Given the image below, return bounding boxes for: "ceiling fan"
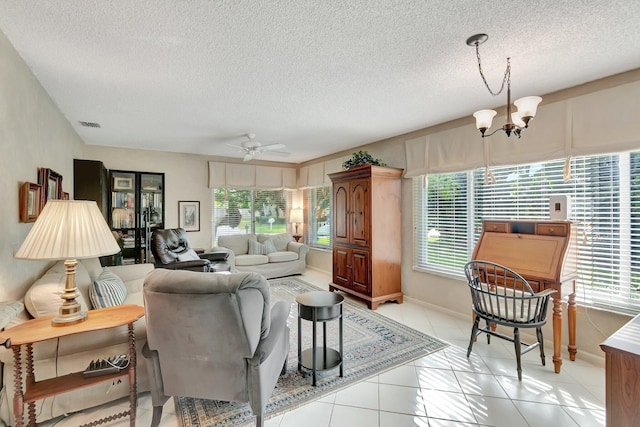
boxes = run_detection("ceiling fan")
[227,133,290,161]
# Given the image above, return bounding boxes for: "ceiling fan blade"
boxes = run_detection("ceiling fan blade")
[259,143,286,151]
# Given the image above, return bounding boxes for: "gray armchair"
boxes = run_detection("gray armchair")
[150,228,231,272]
[142,269,290,427]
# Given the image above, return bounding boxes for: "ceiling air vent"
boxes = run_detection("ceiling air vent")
[79,121,101,128]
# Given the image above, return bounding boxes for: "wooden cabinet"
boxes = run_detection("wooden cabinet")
[601,314,640,427]
[73,159,108,220]
[329,165,403,310]
[109,170,165,264]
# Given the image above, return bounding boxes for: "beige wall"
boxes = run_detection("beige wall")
[0,30,85,301]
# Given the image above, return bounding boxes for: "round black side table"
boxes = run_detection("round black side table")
[296,291,344,386]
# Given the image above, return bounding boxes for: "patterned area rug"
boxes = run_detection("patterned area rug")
[175,277,448,427]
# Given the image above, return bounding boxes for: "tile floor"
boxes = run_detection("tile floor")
[41,270,606,427]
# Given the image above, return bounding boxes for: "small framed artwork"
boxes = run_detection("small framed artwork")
[113,176,134,191]
[178,201,200,232]
[38,168,63,208]
[19,182,42,222]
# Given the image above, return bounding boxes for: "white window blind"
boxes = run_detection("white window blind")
[414,151,640,313]
[212,188,292,245]
[306,187,331,248]
[413,173,470,276]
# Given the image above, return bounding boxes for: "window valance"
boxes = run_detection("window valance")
[298,157,348,189]
[208,162,297,190]
[405,80,640,177]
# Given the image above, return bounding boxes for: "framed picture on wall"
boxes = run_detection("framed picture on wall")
[178,201,200,232]
[19,182,42,222]
[37,168,63,209]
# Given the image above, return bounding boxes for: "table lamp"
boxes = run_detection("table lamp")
[15,200,120,326]
[290,208,303,235]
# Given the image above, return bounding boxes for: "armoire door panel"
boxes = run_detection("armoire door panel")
[351,250,370,293]
[333,183,349,245]
[350,180,369,247]
[333,246,351,288]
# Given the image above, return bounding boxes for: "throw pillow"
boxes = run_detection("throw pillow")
[263,239,277,254]
[90,267,127,309]
[248,239,276,255]
[177,248,200,261]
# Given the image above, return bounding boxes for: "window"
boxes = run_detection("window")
[306,186,331,248]
[413,174,469,276]
[414,151,640,313]
[212,188,292,244]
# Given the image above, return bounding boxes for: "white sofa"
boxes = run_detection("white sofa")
[217,233,309,279]
[0,258,153,426]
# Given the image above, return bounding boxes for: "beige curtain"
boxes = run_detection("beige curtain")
[208,161,297,190]
[404,80,640,176]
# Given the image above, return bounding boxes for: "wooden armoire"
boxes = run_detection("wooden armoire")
[328,164,403,309]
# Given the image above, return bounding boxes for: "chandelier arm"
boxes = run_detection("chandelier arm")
[481,125,524,139]
[482,127,505,138]
[475,43,510,97]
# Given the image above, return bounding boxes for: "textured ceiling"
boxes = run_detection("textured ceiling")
[1,1,639,163]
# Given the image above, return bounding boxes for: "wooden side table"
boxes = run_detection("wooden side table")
[0,304,144,427]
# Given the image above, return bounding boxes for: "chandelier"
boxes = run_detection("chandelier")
[467,34,542,138]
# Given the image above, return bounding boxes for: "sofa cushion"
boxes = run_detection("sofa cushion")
[235,254,269,266]
[89,267,127,309]
[267,251,299,263]
[218,234,257,256]
[248,239,277,255]
[0,302,24,330]
[177,248,200,261]
[25,265,91,318]
[258,233,292,251]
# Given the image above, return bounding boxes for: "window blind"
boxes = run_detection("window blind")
[212,188,292,245]
[413,173,470,276]
[306,187,331,249]
[415,151,640,313]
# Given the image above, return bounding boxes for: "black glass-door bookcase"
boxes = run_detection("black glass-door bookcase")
[109,170,164,264]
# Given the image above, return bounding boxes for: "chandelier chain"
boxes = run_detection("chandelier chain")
[475,43,510,97]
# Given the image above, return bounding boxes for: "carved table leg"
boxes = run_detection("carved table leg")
[25,343,36,426]
[128,323,137,427]
[552,295,563,373]
[12,346,23,427]
[568,291,577,361]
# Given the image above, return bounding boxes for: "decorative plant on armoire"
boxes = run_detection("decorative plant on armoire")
[342,151,387,170]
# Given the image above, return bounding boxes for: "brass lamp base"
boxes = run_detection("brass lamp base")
[52,259,88,327]
[52,305,87,326]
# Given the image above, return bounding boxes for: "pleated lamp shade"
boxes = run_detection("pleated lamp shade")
[289,208,303,225]
[15,200,120,260]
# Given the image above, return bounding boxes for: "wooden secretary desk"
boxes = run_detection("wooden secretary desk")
[472,219,578,373]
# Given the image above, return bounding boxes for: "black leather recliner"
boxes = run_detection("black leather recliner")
[150,228,230,272]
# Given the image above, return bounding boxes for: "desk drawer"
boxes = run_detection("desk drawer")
[537,223,568,237]
[484,221,509,233]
